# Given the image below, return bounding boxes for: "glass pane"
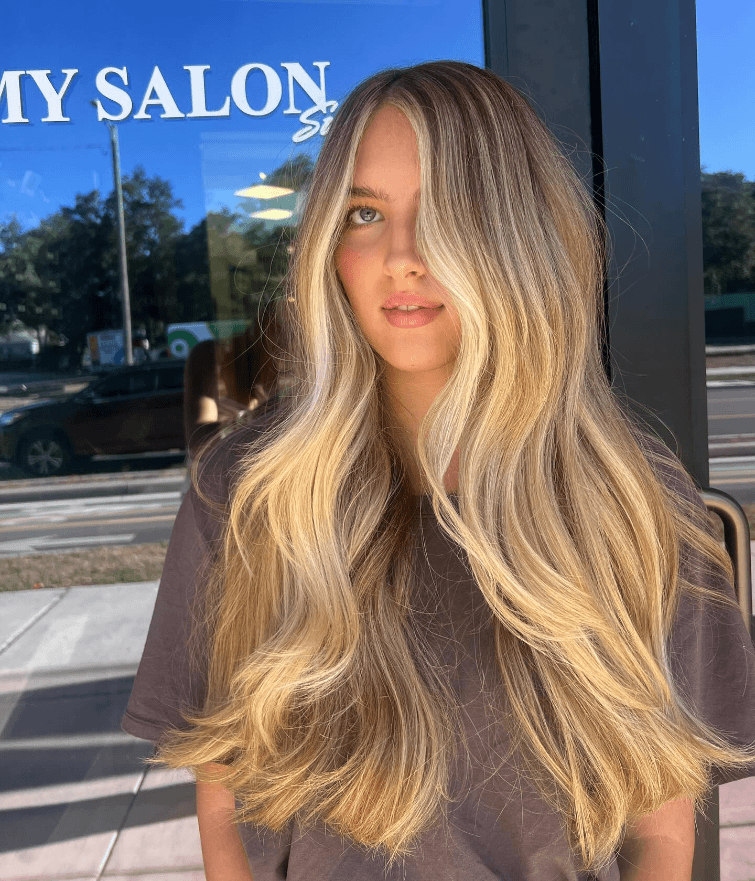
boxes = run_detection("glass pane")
[0,3,484,873]
[697,0,755,516]
[697,0,755,845]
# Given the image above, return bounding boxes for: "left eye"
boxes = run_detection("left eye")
[345,205,382,226]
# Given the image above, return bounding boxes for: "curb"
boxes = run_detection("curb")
[0,470,187,504]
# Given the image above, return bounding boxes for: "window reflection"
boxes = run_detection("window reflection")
[697,0,755,553]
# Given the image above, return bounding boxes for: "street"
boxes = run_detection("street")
[0,466,185,556]
[709,385,755,457]
[0,491,181,557]
[0,383,753,554]
[0,457,753,557]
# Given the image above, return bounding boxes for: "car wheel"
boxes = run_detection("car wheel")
[18,433,72,477]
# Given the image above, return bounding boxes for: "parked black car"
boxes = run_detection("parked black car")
[0,361,186,476]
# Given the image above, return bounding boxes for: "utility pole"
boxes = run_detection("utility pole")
[107,122,133,366]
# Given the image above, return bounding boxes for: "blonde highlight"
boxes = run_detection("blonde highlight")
[152,61,755,873]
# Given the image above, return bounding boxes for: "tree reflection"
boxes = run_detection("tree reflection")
[0,156,312,371]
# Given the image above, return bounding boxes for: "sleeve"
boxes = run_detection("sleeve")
[121,406,273,745]
[120,480,221,746]
[662,461,755,787]
[121,404,284,746]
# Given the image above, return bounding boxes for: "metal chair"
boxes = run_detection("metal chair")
[691,488,753,881]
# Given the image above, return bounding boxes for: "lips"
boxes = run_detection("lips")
[383,304,444,328]
[382,293,443,310]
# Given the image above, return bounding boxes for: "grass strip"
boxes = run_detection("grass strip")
[0,542,168,592]
[0,503,750,593]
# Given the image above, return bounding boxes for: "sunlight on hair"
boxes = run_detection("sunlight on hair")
[151,60,755,874]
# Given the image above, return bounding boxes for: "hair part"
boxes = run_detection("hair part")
[153,60,755,873]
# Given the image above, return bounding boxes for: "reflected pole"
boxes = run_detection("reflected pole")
[107,122,133,366]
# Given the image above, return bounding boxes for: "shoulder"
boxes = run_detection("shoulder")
[189,397,287,527]
[633,430,707,515]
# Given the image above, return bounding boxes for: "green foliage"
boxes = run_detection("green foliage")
[0,152,314,356]
[701,168,755,295]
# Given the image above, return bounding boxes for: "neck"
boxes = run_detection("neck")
[380,366,459,495]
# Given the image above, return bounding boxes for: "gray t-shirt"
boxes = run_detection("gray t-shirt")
[122,407,755,881]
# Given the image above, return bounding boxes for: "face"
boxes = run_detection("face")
[334,105,461,387]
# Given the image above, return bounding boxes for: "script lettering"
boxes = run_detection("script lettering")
[293,100,338,142]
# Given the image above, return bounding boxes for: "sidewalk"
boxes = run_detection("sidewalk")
[0,578,753,881]
[0,582,204,881]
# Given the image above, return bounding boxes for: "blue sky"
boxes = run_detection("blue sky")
[696,0,755,180]
[0,0,484,233]
[0,0,750,235]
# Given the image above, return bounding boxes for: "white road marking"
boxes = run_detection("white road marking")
[0,534,136,556]
[0,491,181,523]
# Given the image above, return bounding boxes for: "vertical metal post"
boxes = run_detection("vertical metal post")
[482,1,728,877]
[107,122,133,366]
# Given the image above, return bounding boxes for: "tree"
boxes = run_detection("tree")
[0,152,310,365]
[700,169,755,295]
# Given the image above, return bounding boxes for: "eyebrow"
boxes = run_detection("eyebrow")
[349,185,420,203]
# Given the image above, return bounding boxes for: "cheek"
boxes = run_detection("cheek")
[335,245,362,288]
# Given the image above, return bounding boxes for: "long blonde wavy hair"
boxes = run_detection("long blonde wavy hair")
[153,60,755,872]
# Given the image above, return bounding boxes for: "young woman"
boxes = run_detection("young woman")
[122,61,755,881]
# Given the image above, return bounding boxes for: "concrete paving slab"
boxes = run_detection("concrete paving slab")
[0,583,159,674]
[0,578,752,881]
[104,874,204,880]
[0,741,152,864]
[103,815,204,876]
[721,777,755,827]
[0,585,158,748]
[721,826,755,881]
[0,588,66,652]
[0,829,114,880]
[103,766,201,875]
[0,771,146,810]
[0,586,161,879]
[104,874,205,880]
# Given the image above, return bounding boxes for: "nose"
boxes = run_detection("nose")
[383,217,426,279]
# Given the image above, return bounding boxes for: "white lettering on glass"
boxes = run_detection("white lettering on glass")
[280,62,337,142]
[133,66,186,119]
[1,62,336,140]
[231,63,282,117]
[280,62,329,114]
[94,67,133,121]
[0,71,29,124]
[293,100,338,142]
[184,65,231,118]
[27,69,78,122]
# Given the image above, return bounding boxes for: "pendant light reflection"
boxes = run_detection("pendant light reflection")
[235,172,295,221]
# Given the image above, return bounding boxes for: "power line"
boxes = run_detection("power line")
[0,144,107,152]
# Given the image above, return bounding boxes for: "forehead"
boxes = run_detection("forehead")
[351,105,420,198]
[349,184,420,204]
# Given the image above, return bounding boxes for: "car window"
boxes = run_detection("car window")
[156,366,185,391]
